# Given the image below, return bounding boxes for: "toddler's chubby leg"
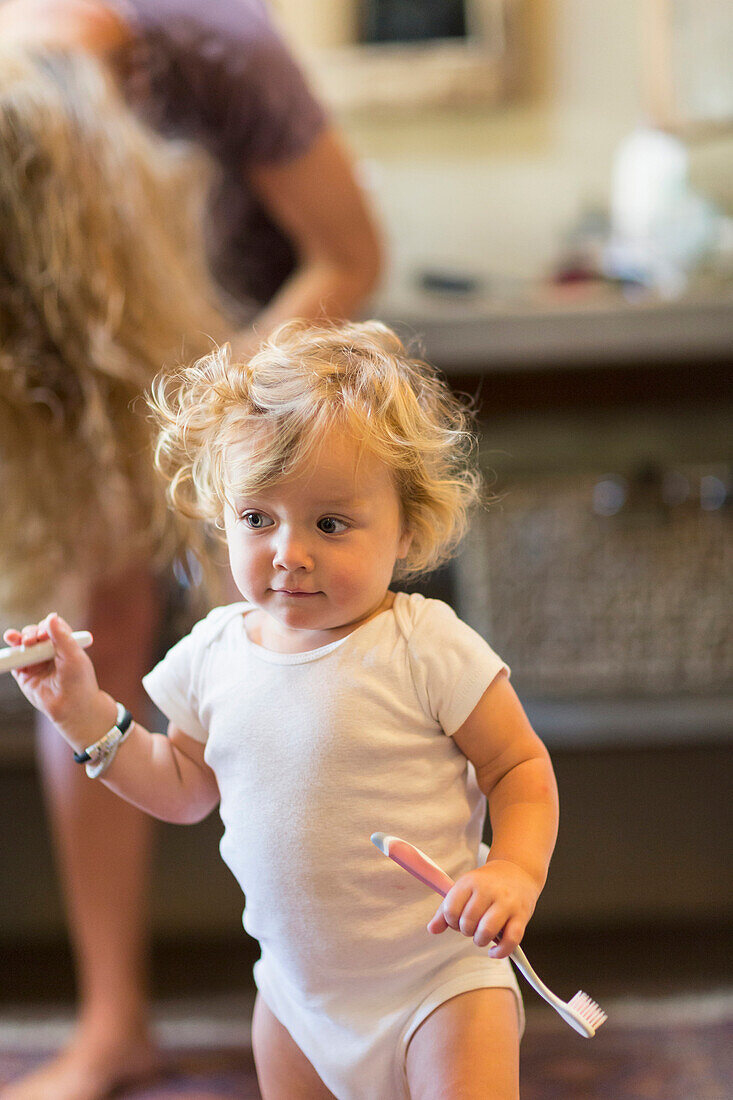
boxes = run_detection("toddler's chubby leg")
[405,987,520,1100]
[251,994,337,1100]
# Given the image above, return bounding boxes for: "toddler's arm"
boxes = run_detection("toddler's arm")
[4,613,219,824]
[427,671,559,959]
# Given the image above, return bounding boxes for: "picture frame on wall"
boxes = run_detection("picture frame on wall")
[271,0,520,114]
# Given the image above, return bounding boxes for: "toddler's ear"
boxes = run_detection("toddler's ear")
[397,527,413,560]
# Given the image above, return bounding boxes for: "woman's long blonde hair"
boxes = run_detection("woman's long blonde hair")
[0,47,230,618]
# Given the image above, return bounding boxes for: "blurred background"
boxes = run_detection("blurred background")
[1,2,731,1096]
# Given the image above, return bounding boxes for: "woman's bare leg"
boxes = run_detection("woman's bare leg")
[2,564,162,1100]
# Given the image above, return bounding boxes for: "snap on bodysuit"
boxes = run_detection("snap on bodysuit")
[143,593,524,1098]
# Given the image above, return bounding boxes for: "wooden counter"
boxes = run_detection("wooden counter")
[380,289,733,372]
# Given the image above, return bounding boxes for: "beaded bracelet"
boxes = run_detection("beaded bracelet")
[73,703,133,778]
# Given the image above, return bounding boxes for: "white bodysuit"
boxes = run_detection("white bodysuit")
[143,593,523,1099]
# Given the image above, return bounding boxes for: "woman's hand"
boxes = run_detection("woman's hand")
[426,859,540,959]
[3,612,116,750]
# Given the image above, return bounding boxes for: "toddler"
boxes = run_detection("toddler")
[6,320,559,1100]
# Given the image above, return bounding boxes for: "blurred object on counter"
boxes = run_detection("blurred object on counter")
[550,206,611,287]
[547,206,652,299]
[416,268,486,297]
[604,127,721,296]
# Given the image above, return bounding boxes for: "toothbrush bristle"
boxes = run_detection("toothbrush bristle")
[370,832,389,854]
[569,990,607,1031]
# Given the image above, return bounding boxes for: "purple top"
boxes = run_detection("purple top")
[111,0,327,309]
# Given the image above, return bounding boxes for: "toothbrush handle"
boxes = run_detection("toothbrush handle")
[504,944,548,995]
[385,836,512,945]
[380,835,597,1026]
[382,837,455,897]
[0,631,93,673]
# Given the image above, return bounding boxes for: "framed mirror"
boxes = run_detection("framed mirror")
[646,0,733,133]
[271,0,520,113]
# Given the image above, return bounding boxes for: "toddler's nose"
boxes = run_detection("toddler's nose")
[272,529,313,572]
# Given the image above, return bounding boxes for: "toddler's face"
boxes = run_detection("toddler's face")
[223,428,412,648]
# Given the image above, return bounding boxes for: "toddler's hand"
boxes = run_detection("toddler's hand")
[3,613,111,749]
[426,860,539,959]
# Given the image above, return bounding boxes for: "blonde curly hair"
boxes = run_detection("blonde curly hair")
[150,319,482,581]
[0,47,230,619]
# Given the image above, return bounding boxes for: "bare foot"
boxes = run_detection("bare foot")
[0,1030,163,1100]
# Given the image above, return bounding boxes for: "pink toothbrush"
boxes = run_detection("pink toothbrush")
[371,832,607,1038]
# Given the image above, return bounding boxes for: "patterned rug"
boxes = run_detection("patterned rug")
[1,993,730,1099]
[0,1048,259,1099]
[521,1018,732,1099]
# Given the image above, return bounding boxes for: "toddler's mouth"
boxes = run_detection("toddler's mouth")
[273,589,319,597]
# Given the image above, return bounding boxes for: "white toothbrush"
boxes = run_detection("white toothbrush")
[0,631,93,673]
[371,832,607,1038]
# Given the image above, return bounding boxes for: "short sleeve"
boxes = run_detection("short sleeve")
[142,606,235,742]
[219,18,328,165]
[119,0,328,166]
[405,597,509,736]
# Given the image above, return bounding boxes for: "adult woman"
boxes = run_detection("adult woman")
[0,5,381,1098]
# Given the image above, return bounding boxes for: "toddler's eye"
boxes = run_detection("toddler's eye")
[317,516,348,535]
[242,512,273,529]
